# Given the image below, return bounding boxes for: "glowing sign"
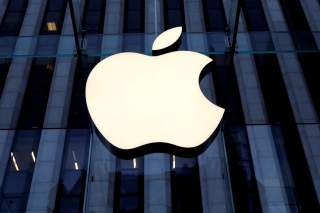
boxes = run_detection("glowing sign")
[85,27,224,156]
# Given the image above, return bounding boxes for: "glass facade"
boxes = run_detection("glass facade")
[0,0,319,213]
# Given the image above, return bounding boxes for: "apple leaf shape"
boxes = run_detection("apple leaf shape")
[152,26,182,51]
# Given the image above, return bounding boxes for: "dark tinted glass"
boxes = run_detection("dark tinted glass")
[114,158,144,213]
[40,0,67,34]
[17,58,55,129]
[255,54,320,211]
[82,0,106,33]
[68,57,100,128]
[241,0,268,31]
[123,0,144,33]
[0,59,11,98]
[202,0,227,31]
[170,157,203,213]
[163,0,186,30]
[46,0,67,11]
[278,0,310,31]
[277,0,320,117]
[241,0,320,209]
[0,130,40,212]
[54,129,90,213]
[0,0,28,35]
[209,56,262,212]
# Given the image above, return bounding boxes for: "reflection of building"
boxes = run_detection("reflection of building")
[0,0,319,212]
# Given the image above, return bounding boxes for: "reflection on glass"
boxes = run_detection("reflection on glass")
[277,0,320,117]
[10,152,19,171]
[210,55,262,212]
[254,53,319,211]
[31,151,36,163]
[54,129,90,213]
[47,22,57,31]
[172,155,176,169]
[0,130,40,212]
[241,0,320,209]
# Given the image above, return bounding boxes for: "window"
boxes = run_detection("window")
[241,1,320,209]
[68,57,100,128]
[122,0,145,55]
[254,53,320,212]
[0,59,11,98]
[278,0,320,117]
[123,0,144,33]
[82,0,106,33]
[17,58,55,129]
[163,0,186,30]
[170,156,203,212]
[202,0,227,31]
[0,130,40,212]
[278,0,310,31]
[40,0,68,34]
[209,56,262,212]
[0,0,28,35]
[54,129,90,213]
[241,0,269,31]
[113,158,144,213]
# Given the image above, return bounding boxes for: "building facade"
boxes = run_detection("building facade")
[0,0,320,212]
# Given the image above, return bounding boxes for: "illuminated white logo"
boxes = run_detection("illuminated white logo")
[85,27,224,155]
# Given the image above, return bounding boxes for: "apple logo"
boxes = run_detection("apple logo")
[85,26,224,158]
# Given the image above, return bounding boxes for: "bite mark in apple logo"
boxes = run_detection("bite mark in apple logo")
[85,26,224,158]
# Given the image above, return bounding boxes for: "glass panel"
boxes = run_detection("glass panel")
[163,0,186,30]
[225,0,239,46]
[277,0,320,118]
[0,130,40,212]
[202,0,228,31]
[0,58,11,97]
[82,0,106,34]
[113,158,144,213]
[171,157,203,212]
[54,129,90,213]
[123,0,144,33]
[17,58,55,129]
[210,55,262,212]
[0,0,28,36]
[40,0,68,34]
[68,57,100,128]
[241,0,320,208]
[0,32,319,59]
